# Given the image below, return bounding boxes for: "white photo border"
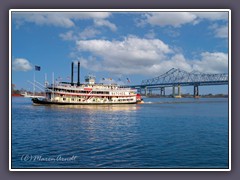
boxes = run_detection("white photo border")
[9,9,231,171]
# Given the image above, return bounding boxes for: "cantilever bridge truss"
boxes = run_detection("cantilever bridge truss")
[129,68,228,97]
[141,68,228,87]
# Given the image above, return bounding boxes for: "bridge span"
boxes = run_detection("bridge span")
[124,68,228,98]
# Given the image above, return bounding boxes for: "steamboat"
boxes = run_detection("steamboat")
[32,62,143,105]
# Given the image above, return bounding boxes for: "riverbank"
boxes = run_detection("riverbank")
[12,94,23,97]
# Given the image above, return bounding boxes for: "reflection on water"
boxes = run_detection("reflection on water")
[11,97,229,169]
[36,104,141,112]
[33,104,141,111]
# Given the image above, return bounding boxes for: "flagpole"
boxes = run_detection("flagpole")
[33,70,35,96]
[34,65,41,96]
[45,73,47,87]
[52,72,54,100]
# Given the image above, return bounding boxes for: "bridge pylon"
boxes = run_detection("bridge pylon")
[172,85,181,98]
[194,85,199,98]
[176,85,182,98]
[160,87,165,96]
[172,86,175,97]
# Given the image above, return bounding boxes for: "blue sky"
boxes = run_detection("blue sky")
[11,10,229,94]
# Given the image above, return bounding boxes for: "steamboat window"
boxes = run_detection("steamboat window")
[71,98,74,101]
[63,98,66,101]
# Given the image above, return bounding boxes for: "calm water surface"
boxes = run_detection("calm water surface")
[11,97,229,169]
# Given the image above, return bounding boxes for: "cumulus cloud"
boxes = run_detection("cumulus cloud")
[192,12,228,21]
[144,30,156,39]
[144,12,197,27]
[214,25,228,38]
[142,11,228,27]
[163,27,180,37]
[94,19,117,31]
[76,37,173,75]
[216,26,228,38]
[59,27,101,41]
[12,58,32,71]
[12,12,111,28]
[59,31,76,41]
[79,27,101,39]
[192,52,228,73]
[76,36,172,69]
[74,37,228,76]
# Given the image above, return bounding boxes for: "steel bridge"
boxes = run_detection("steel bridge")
[126,68,228,98]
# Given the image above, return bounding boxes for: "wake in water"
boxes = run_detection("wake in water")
[143,100,228,104]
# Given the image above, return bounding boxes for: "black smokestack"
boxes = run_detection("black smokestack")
[71,62,74,86]
[77,61,80,86]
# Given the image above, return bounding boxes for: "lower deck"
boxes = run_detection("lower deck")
[32,98,138,105]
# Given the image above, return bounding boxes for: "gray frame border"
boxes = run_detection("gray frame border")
[8,9,231,172]
[1,0,239,179]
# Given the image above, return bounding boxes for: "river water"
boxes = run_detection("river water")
[11,97,229,169]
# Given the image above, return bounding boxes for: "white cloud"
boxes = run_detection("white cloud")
[192,12,228,21]
[79,27,101,39]
[209,23,228,38]
[13,12,111,28]
[78,56,103,72]
[59,31,76,41]
[94,19,117,31]
[215,25,228,38]
[144,30,156,39]
[12,58,32,71]
[142,11,228,27]
[192,52,228,73]
[74,37,228,76]
[76,36,172,67]
[144,12,197,27]
[163,28,180,37]
[75,37,191,75]
[162,54,192,72]
[76,37,173,75]
[64,12,111,19]
[59,27,101,41]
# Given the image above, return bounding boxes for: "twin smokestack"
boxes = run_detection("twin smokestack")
[71,61,80,86]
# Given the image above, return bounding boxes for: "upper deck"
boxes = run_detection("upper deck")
[46,82,136,96]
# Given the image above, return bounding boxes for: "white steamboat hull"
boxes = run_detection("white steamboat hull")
[32,98,138,105]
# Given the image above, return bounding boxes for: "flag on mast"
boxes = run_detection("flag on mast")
[35,65,41,71]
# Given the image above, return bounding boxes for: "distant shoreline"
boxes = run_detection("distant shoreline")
[12,94,23,97]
